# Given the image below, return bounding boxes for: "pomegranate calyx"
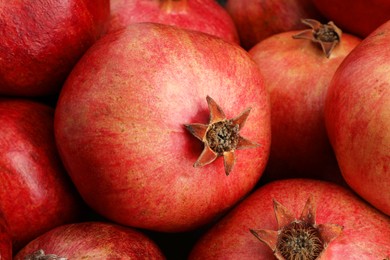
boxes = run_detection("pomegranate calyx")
[184,96,259,176]
[292,19,342,58]
[250,196,343,260]
[24,249,67,260]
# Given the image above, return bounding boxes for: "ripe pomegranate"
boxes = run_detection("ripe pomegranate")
[14,222,166,259]
[0,216,12,260]
[55,23,271,232]
[0,99,83,251]
[225,0,324,50]
[248,20,361,182]
[108,0,239,44]
[325,20,390,215]
[189,179,390,259]
[0,0,110,96]
[313,0,390,38]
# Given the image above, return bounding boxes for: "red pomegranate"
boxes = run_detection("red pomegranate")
[0,0,110,96]
[189,179,390,259]
[0,99,83,251]
[108,0,239,44]
[225,0,324,49]
[14,222,166,259]
[248,20,361,182]
[54,23,271,232]
[0,216,12,260]
[325,20,390,215]
[313,0,390,38]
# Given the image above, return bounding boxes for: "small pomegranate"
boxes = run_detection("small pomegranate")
[14,222,166,259]
[189,179,390,259]
[249,19,361,182]
[108,0,239,44]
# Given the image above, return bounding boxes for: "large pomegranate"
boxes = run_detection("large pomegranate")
[225,0,323,49]
[0,0,110,96]
[313,0,390,38]
[108,0,239,44]
[248,20,361,182]
[54,23,271,232]
[14,222,166,259]
[189,179,390,259]
[325,20,390,215]
[0,99,83,251]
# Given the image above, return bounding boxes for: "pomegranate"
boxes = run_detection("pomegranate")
[0,0,110,96]
[14,222,166,259]
[248,19,361,182]
[325,20,390,215]
[108,0,239,44]
[225,0,324,50]
[0,216,12,260]
[189,179,390,259]
[313,0,390,38]
[54,23,271,232]
[0,99,83,251]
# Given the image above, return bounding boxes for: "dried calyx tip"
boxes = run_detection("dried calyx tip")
[292,19,342,58]
[250,196,343,260]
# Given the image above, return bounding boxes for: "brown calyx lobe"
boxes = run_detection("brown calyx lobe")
[206,119,239,155]
[277,221,324,260]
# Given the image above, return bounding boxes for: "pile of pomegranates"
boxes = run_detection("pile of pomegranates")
[0,0,389,259]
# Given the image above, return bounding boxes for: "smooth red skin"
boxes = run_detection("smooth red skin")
[14,222,165,259]
[225,0,324,50]
[325,21,390,216]
[0,217,12,260]
[55,23,271,232]
[189,179,390,259]
[107,0,239,44]
[248,31,361,182]
[0,100,83,251]
[313,0,390,38]
[0,0,109,97]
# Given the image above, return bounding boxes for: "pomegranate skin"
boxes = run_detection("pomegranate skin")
[0,100,82,251]
[107,0,239,44]
[248,30,361,182]
[313,0,390,38]
[189,179,390,259]
[0,217,12,260]
[14,222,166,259]
[225,0,323,50]
[325,20,390,215]
[55,23,271,232]
[0,0,110,96]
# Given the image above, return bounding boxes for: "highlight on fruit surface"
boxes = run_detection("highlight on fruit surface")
[250,195,343,260]
[185,96,260,175]
[293,19,342,58]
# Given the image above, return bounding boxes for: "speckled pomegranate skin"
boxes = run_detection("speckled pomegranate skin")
[325,20,390,216]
